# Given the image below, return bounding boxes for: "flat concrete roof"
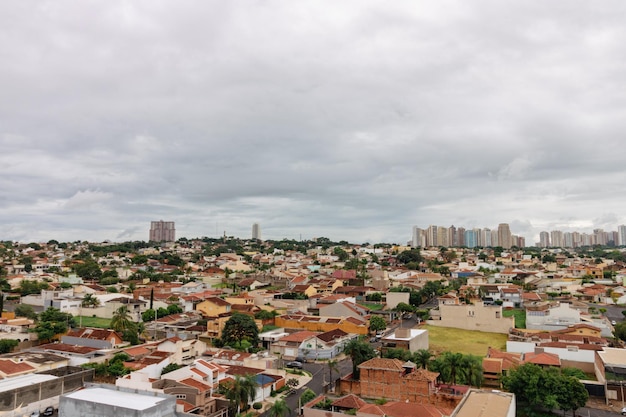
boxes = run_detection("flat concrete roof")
[64,387,167,410]
[0,374,57,393]
[598,347,626,366]
[382,328,427,341]
[453,390,514,417]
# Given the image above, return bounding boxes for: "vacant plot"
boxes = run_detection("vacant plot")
[503,309,526,329]
[75,316,112,329]
[424,324,508,357]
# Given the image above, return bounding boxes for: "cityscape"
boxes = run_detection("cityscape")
[3,1,626,417]
[1,220,626,415]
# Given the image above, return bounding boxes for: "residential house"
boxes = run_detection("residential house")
[275,314,369,335]
[482,348,521,388]
[341,358,440,404]
[380,328,428,354]
[319,301,369,321]
[62,328,125,349]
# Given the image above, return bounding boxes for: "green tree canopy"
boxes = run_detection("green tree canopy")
[222,313,259,349]
[502,363,588,416]
[368,316,386,333]
[34,307,75,342]
[343,339,376,379]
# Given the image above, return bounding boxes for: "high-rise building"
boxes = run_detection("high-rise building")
[412,226,423,248]
[618,225,626,246]
[550,230,564,248]
[539,231,550,248]
[252,223,261,240]
[497,223,512,248]
[149,220,175,242]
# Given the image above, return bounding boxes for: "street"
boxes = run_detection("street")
[262,357,352,416]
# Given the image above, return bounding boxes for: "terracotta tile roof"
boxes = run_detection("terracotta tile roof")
[0,359,35,376]
[405,368,439,382]
[37,343,99,355]
[180,377,212,393]
[66,327,122,341]
[226,365,264,376]
[358,358,405,371]
[331,394,366,409]
[176,399,197,413]
[279,331,320,343]
[317,328,348,343]
[191,368,208,378]
[523,351,561,366]
[482,358,503,374]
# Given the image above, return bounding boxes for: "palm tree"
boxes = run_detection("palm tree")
[225,374,258,416]
[461,355,483,387]
[343,339,376,379]
[413,349,432,369]
[81,293,100,308]
[442,352,464,385]
[327,359,339,391]
[110,305,134,333]
[268,399,290,417]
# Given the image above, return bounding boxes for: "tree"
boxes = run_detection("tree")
[299,389,317,406]
[0,339,18,354]
[413,349,432,369]
[34,307,75,342]
[73,260,102,280]
[224,374,258,416]
[441,352,464,385]
[221,313,259,349]
[81,293,100,308]
[395,302,414,314]
[268,399,290,417]
[396,249,423,265]
[161,363,182,375]
[369,316,386,334]
[614,322,626,342]
[502,363,588,416]
[14,304,37,320]
[328,359,339,391]
[110,306,134,334]
[343,339,376,379]
[460,354,483,387]
[142,309,156,322]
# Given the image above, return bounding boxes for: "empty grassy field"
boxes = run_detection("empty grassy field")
[424,324,508,357]
[75,316,112,329]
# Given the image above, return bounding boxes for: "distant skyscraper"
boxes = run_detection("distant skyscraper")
[149,220,175,242]
[619,225,626,246]
[497,223,511,248]
[252,223,261,240]
[412,226,422,247]
[539,231,550,248]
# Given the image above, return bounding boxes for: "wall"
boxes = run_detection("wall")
[429,302,514,334]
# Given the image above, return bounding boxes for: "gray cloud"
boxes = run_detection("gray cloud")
[1,1,626,245]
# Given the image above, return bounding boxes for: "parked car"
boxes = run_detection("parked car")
[43,407,55,416]
[30,412,40,417]
[286,361,303,369]
[622,406,626,416]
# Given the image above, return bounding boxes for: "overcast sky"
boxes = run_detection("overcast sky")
[1,1,625,245]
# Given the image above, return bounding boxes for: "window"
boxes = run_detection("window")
[176,394,186,400]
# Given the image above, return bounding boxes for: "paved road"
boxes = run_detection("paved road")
[262,358,352,416]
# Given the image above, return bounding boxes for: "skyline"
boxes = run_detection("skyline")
[2,2,626,244]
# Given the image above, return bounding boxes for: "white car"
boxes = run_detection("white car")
[622,406,626,415]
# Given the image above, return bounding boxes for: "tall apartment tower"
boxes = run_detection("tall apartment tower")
[539,231,550,247]
[497,223,512,249]
[149,220,175,242]
[252,223,261,240]
[618,225,626,246]
[411,226,423,248]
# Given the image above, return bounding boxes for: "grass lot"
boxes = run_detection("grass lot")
[424,324,508,357]
[503,309,526,329]
[75,316,112,329]
[359,302,385,311]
